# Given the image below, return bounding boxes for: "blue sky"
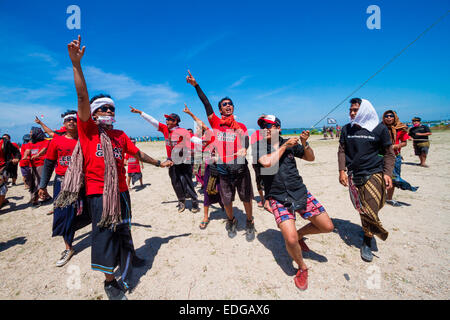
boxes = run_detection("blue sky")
[1,0,449,142]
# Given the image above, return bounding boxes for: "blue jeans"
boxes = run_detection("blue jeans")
[392,155,418,191]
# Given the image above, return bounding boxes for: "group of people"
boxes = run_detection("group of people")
[0,35,432,299]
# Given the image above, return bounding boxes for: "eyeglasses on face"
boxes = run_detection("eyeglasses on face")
[99,105,115,112]
[221,101,233,107]
[64,117,77,123]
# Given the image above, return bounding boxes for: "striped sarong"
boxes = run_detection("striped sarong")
[348,172,389,241]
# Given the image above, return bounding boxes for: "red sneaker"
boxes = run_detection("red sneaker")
[298,238,310,252]
[294,268,308,290]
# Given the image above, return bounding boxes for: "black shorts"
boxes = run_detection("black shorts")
[219,165,254,205]
[88,191,134,290]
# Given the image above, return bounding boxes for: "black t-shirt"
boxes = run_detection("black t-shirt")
[409,125,430,142]
[252,137,308,211]
[340,123,392,176]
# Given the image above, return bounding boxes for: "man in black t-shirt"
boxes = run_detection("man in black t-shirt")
[338,98,395,263]
[253,115,334,291]
[408,117,432,167]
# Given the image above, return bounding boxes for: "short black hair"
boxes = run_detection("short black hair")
[350,98,362,105]
[90,93,112,104]
[2,133,10,140]
[61,110,77,118]
[218,97,234,109]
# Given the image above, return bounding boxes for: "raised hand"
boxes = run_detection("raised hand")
[34,116,42,124]
[183,103,191,114]
[68,35,86,63]
[186,70,198,87]
[129,106,142,115]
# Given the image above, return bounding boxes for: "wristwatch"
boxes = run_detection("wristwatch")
[156,160,161,167]
[303,142,310,149]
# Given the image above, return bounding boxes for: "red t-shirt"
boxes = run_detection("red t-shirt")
[395,131,410,155]
[208,114,248,164]
[0,140,5,170]
[77,115,140,196]
[29,140,50,167]
[125,154,141,173]
[45,135,78,176]
[19,143,31,167]
[158,123,192,161]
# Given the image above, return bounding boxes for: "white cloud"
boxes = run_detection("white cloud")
[229,75,251,89]
[57,66,180,107]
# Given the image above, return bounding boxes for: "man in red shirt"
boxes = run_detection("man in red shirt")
[23,127,50,206]
[186,71,255,241]
[382,110,418,207]
[67,35,171,300]
[38,110,91,267]
[1,134,20,186]
[19,134,32,190]
[129,107,200,213]
[125,139,144,188]
[0,135,20,210]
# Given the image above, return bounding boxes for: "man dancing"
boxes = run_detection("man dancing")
[66,35,171,300]
[338,98,395,262]
[129,106,200,213]
[253,115,334,290]
[186,71,256,241]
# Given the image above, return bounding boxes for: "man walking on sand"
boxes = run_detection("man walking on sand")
[338,98,395,262]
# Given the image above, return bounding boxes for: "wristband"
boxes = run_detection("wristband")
[156,160,161,167]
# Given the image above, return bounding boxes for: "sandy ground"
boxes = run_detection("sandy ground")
[0,131,449,300]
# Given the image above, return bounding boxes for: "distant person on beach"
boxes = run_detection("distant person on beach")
[23,127,51,206]
[253,114,334,290]
[1,134,20,185]
[338,98,395,262]
[327,127,334,139]
[0,134,20,210]
[408,117,432,167]
[38,110,91,267]
[322,125,328,139]
[67,35,171,300]
[125,139,144,188]
[335,125,341,138]
[129,106,200,213]
[19,134,32,190]
[382,110,418,207]
[186,70,256,241]
[183,104,224,229]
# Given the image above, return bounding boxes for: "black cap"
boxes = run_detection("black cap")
[164,113,181,124]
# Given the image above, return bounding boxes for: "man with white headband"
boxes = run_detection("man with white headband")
[38,110,90,267]
[338,98,395,262]
[66,35,172,300]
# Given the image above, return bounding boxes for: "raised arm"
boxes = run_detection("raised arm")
[299,130,315,162]
[35,116,55,138]
[130,106,160,129]
[68,35,89,121]
[183,104,209,132]
[258,137,299,168]
[186,70,215,120]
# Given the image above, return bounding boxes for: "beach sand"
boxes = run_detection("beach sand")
[1,131,449,300]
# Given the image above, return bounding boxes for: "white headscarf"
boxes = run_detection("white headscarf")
[90,97,115,115]
[350,99,379,132]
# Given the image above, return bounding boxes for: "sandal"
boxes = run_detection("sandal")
[257,201,263,208]
[199,220,209,230]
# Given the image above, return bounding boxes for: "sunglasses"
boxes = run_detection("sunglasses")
[99,105,115,113]
[260,122,276,130]
[166,117,176,122]
[384,114,395,118]
[221,101,233,107]
[64,117,77,123]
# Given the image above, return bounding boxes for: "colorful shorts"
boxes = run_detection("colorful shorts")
[269,192,326,226]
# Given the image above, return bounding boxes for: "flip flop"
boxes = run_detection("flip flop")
[199,220,209,230]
